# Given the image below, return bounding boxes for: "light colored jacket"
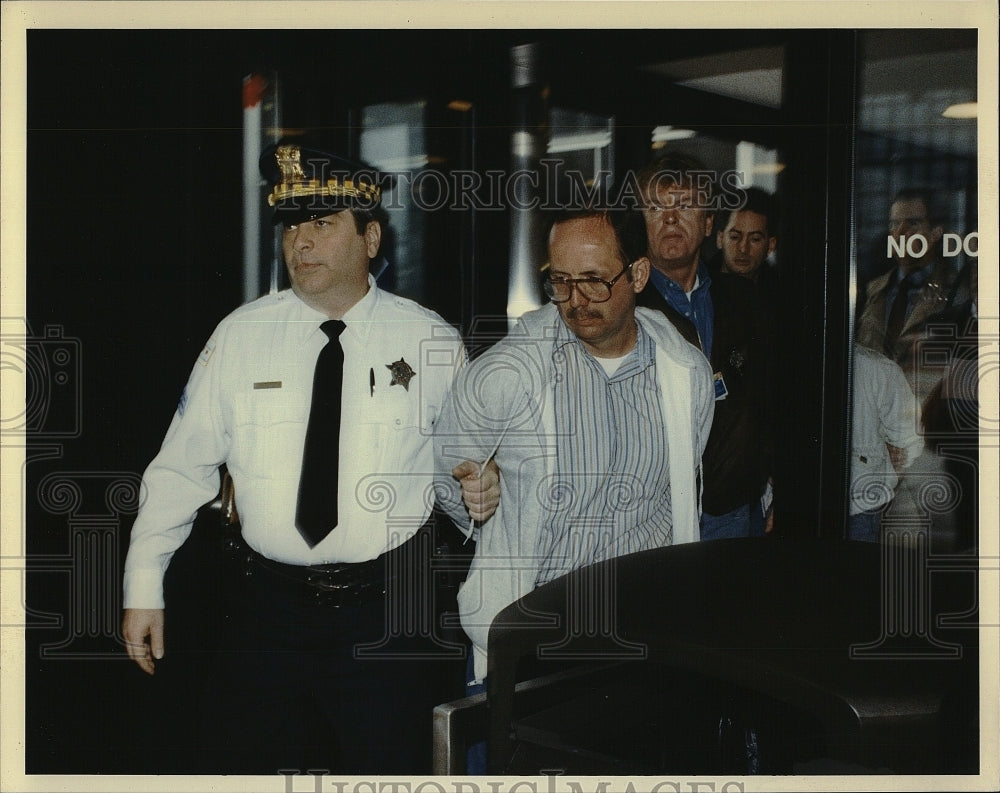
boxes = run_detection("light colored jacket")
[849,344,924,515]
[434,304,714,680]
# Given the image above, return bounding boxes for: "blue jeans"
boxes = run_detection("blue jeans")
[848,510,881,542]
[700,503,752,540]
[464,651,488,774]
[749,500,768,537]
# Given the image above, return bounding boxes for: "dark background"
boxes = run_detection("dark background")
[27,31,245,773]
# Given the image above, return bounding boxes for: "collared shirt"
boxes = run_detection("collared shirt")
[123,276,464,609]
[534,317,671,586]
[649,263,715,357]
[883,261,934,332]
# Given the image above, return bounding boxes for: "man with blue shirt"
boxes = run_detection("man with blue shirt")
[637,153,774,540]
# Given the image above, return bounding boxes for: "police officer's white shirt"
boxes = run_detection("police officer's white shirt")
[123,276,463,609]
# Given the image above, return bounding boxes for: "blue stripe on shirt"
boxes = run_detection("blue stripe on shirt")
[535,318,672,586]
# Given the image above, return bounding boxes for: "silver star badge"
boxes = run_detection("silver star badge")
[386,358,416,391]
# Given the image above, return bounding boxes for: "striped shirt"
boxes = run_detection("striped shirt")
[535,317,672,586]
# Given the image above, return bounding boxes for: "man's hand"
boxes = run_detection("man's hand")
[887,443,906,473]
[123,608,165,676]
[451,458,501,522]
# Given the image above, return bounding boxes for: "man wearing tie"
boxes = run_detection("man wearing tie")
[856,187,968,402]
[121,142,493,773]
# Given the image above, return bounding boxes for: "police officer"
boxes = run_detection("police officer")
[122,142,495,773]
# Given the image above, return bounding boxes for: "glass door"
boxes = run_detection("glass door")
[850,29,979,553]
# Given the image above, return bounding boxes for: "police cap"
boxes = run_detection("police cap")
[259,141,383,225]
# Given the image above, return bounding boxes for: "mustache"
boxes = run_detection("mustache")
[565,307,603,320]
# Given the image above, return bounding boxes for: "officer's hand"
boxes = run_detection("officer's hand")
[452,459,501,522]
[123,608,165,676]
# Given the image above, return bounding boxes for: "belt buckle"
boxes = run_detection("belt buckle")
[303,562,390,607]
[306,568,349,607]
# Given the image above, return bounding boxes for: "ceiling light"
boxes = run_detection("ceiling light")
[651,125,697,143]
[942,102,977,119]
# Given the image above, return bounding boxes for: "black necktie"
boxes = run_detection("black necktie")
[296,320,346,547]
[884,275,913,356]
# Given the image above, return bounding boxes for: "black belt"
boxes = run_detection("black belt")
[228,527,430,608]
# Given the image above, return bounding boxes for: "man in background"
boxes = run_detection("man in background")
[857,187,969,401]
[638,153,774,539]
[715,186,779,296]
[855,187,975,551]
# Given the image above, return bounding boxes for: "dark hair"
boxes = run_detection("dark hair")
[547,207,648,272]
[720,187,778,234]
[636,151,715,209]
[348,206,387,236]
[892,187,942,225]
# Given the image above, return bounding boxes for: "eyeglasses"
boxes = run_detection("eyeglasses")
[543,263,632,304]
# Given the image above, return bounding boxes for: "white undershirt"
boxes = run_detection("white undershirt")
[595,352,629,376]
[685,273,701,300]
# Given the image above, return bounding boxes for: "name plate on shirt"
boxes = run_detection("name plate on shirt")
[713,372,728,401]
[253,381,283,389]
